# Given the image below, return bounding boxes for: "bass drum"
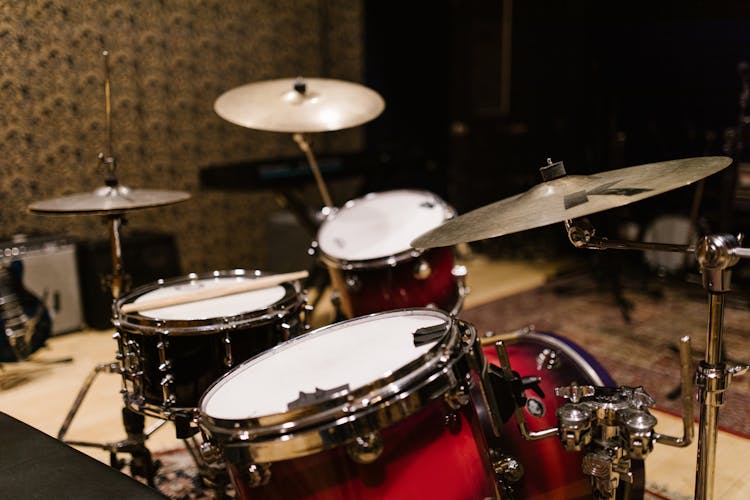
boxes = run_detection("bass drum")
[481,330,645,499]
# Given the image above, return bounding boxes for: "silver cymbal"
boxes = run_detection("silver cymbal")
[28,185,191,216]
[411,156,732,249]
[214,77,385,133]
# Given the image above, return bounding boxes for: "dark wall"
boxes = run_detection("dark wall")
[361,1,452,199]
[363,1,750,249]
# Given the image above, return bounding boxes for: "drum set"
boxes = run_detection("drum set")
[19,50,749,500]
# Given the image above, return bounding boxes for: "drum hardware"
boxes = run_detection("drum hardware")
[413,157,746,499]
[346,432,385,464]
[214,76,385,210]
[475,328,647,498]
[413,258,432,279]
[563,222,750,499]
[293,132,334,208]
[55,360,168,486]
[479,325,537,346]
[194,311,642,499]
[481,335,694,499]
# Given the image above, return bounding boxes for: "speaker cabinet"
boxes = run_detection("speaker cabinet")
[76,231,182,330]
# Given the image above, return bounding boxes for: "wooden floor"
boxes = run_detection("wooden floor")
[2,253,749,499]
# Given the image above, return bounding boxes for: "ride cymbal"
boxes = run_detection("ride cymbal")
[411,156,732,249]
[28,186,191,216]
[214,77,385,133]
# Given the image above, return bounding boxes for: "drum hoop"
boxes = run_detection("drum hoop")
[317,245,427,270]
[198,308,473,458]
[113,269,305,335]
[315,189,456,267]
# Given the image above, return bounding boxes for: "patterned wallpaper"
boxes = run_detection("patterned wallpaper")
[0,0,365,277]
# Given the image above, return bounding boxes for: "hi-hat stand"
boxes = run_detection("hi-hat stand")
[28,50,189,487]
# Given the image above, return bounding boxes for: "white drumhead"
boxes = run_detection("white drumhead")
[133,276,287,320]
[201,310,448,420]
[317,190,450,260]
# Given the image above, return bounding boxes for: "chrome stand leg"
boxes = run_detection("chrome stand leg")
[56,359,167,486]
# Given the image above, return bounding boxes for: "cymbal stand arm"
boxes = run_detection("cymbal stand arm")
[564,219,694,254]
[293,133,334,209]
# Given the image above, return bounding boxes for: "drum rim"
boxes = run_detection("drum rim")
[197,307,474,461]
[314,189,457,268]
[113,269,306,335]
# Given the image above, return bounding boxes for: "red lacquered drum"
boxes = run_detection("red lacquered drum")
[480,330,645,499]
[113,269,309,419]
[313,190,467,318]
[198,308,498,500]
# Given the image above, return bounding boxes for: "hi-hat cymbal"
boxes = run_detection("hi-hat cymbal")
[28,185,191,216]
[214,77,385,133]
[412,156,732,249]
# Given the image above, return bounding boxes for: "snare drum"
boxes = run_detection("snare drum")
[198,308,498,499]
[314,190,467,319]
[113,269,308,419]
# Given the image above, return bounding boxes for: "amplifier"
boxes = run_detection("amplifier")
[76,231,182,330]
[0,235,84,335]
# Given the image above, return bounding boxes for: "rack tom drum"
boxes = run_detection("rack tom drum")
[314,190,467,319]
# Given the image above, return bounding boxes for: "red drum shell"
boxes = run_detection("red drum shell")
[326,245,462,318]
[227,399,496,499]
[315,190,464,319]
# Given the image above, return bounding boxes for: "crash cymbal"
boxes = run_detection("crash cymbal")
[214,77,385,133]
[412,156,732,249]
[28,185,191,215]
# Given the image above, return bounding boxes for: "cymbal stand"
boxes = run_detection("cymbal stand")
[690,234,750,499]
[293,132,334,209]
[98,48,128,300]
[57,362,167,486]
[56,50,162,486]
[563,218,750,499]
